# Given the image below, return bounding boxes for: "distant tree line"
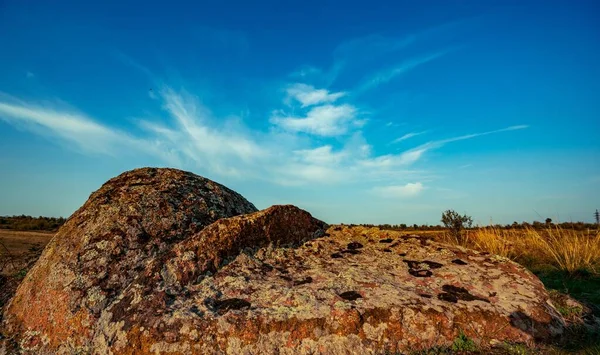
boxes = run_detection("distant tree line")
[359,220,598,232]
[1,214,596,233]
[0,215,66,231]
[344,223,447,231]
[495,221,598,231]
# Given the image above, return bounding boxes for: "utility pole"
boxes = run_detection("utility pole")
[595,209,600,226]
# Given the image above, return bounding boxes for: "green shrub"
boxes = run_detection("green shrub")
[451,331,477,352]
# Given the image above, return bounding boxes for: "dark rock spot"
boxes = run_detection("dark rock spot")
[331,253,343,259]
[165,293,176,306]
[261,263,274,272]
[339,291,362,301]
[382,248,392,253]
[341,249,361,255]
[489,292,497,297]
[190,305,202,316]
[347,242,363,250]
[333,226,342,231]
[280,275,292,281]
[379,238,393,243]
[419,293,432,299]
[439,285,489,303]
[409,269,433,277]
[109,293,135,326]
[403,260,443,270]
[438,292,458,303]
[399,253,407,257]
[138,229,151,243]
[293,276,313,286]
[401,235,430,246]
[404,259,443,278]
[128,182,152,187]
[275,267,289,274]
[451,259,468,265]
[214,298,251,314]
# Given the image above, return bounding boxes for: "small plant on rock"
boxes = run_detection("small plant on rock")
[503,342,530,355]
[451,331,478,352]
[15,269,27,280]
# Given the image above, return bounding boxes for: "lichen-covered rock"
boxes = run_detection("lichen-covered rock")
[75,224,564,355]
[84,225,565,354]
[1,167,259,353]
[2,168,567,354]
[90,205,328,354]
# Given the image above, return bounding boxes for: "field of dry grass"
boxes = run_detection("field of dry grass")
[444,226,600,275]
[0,229,53,253]
[0,230,53,310]
[0,229,53,276]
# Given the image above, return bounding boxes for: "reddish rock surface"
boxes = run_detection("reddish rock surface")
[1,168,259,352]
[1,168,568,354]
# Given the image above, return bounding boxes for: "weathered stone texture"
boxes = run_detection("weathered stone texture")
[1,168,567,354]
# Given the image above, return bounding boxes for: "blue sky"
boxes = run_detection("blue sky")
[1,0,599,225]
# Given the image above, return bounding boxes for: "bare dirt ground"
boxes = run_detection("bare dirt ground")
[0,230,53,310]
[0,230,53,252]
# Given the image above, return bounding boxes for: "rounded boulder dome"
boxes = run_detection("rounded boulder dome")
[2,167,258,351]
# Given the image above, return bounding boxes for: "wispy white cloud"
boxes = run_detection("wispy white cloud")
[0,100,128,155]
[389,125,529,164]
[290,65,321,78]
[427,125,529,147]
[286,83,346,107]
[0,97,181,165]
[372,182,425,198]
[291,29,442,88]
[392,131,426,143]
[139,87,269,177]
[358,50,450,93]
[0,81,529,191]
[1,19,547,223]
[293,145,348,165]
[0,21,528,196]
[271,103,362,136]
[26,71,35,79]
[360,125,529,169]
[333,34,416,60]
[358,147,427,168]
[324,34,418,86]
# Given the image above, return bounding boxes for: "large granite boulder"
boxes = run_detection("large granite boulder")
[2,168,566,354]
[1,168,261,352]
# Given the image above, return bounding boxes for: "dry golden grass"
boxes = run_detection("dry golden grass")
[536,227,600,274]
[441,226,600,274]
[0,229,53,255]
[0,230,53,276]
